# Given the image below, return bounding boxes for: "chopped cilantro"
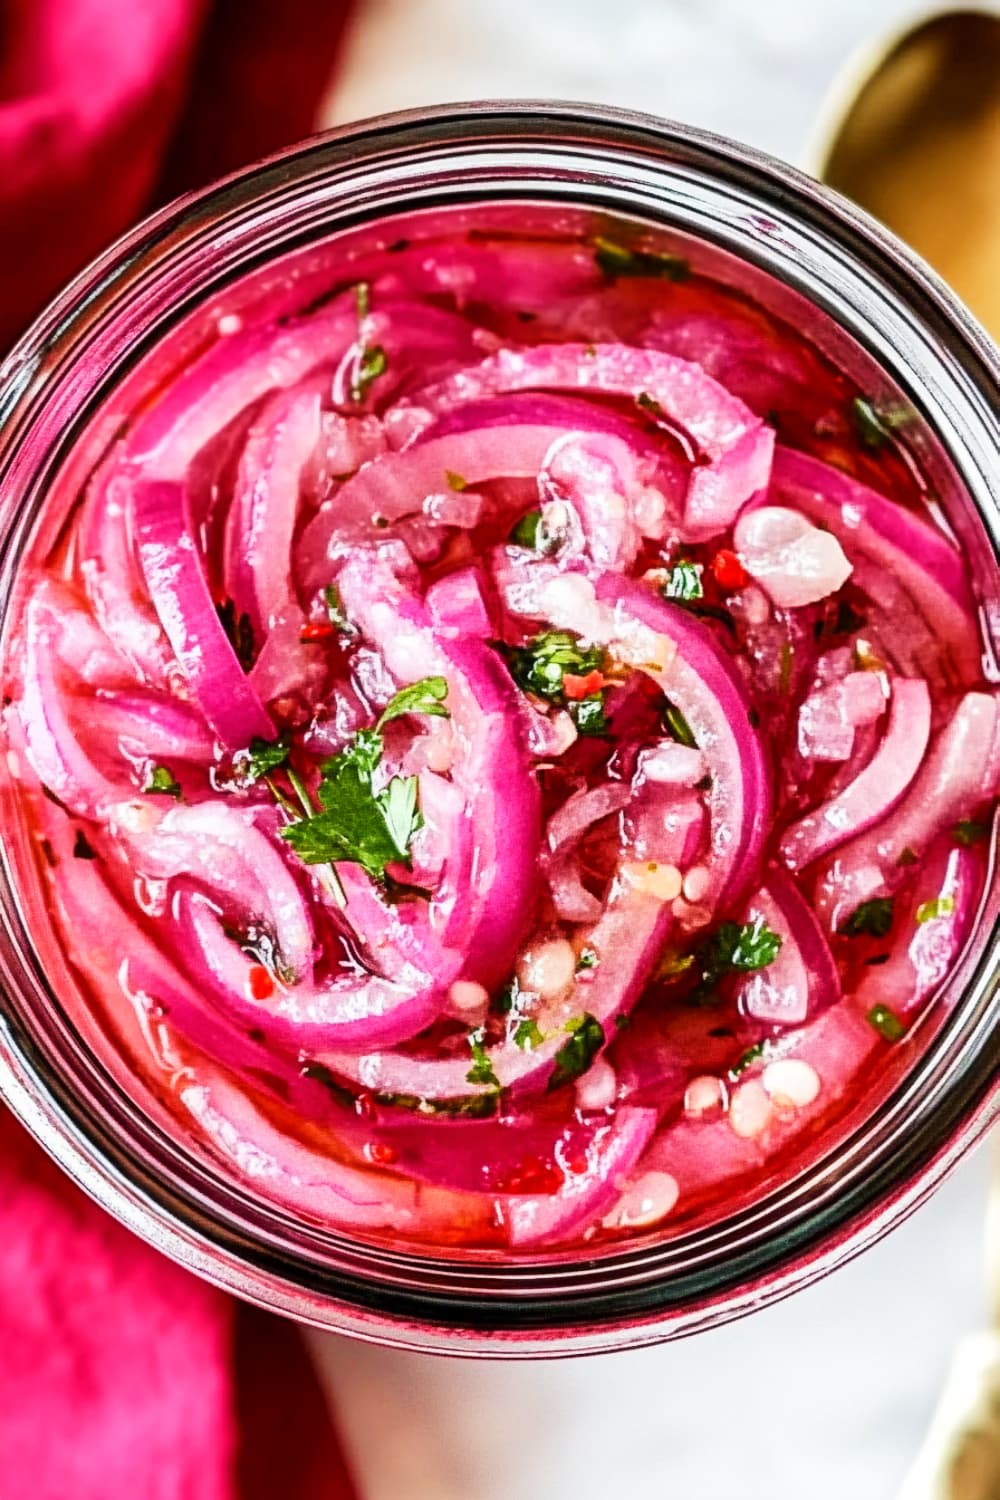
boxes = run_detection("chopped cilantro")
[240,733,292,783]
[576,947,598,972]
[216,598,256,671]
[709,919,783,977]
[548,1013,605,1091]
[466,1030,500,1090]
[444,469,467,491]
[954,818,991,847]
[351,343,387,403]
[840,898,894,939]
[728,1040,768,1080]
[662,700,696,748]
[508,509,562,553]
[569,693,609,737]
[145,764,182,798]
[851,396,914,452]
[377,676,450,728]
[593,236,690,282]
[354,281,370,318]
[324,583,356,636]
[915,895,955,924]
[514,1019,544,1051]
[664,561,704,602]
[505,630,605,703]
[636,391,665,421]
[867,1004,906,1042]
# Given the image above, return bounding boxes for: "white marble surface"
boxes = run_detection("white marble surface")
[312,4,997,1497]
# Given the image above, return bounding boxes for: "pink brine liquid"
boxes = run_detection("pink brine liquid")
[4,212,997,1252]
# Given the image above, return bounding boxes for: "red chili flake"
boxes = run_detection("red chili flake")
[247,964,274,1001]
[711,549,748,591]
[567,1153,590,1176]
[300,621,336,643]
[562,669,605,701]
[494,1156,562,1194]
[367,1141,399,1166]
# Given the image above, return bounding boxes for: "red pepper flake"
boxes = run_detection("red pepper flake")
[367,1141,399,1166]
[711,549,748,591]
[247,964,275,1001]
[300,621,336,643]
[562,669,605,701]
[567,1153,590,1176]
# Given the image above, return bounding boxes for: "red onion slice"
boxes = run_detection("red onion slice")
[224,386,321,638]
[132,478,276,746]
[782,678,931,870]
[771,448,982,685]
[740,867,840,1025]
[405,343,774,538]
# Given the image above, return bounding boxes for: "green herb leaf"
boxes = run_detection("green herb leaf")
[145,764,182,798]
[915,894,955,924]
[508,509,563,553]
[662,700,696,748]
[569,693,610,737]
[867,1003,906,1042]
[954,817,991,847]
[354,281,370,318]
[281,728,422,880]
[504,630,606,703]
[514,1019,544,1051]
[241,733,292,783]
[377,676,450,728]
[636,391,665,421]
[728,1041,769,1080]
[664,561,704,602]
[709,919,783,977]
[548,1013,605,1091]
[324,583,357,636]
[576,947,598,972]
[444,469,467,492]
[840,897,894,939]
[351,343,388,403]
[216,598,256,671]
[850,396,914,452]
[466,1030,500,1090]
[593,236,690,282]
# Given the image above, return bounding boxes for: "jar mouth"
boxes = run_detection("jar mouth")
[0,100,999,1356]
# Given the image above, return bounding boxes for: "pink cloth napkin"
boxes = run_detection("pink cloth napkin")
[0,2,357,1494]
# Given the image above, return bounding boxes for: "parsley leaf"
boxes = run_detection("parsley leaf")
[850,396,914,452]
[324,583,357,636]
[664,560,704,602]
[548,1013,605,1091]
[514,1018,544,1051]
[954,817,991,847]
[351,344,388,403]
[728,1040,769,1080]
[840,897,894,938]
[689,918,782,1003]
[145,765,181,798]
[280,728,423,880]
[505,630,605,702]
[570,693,609,737]
[240,733,292,783]
[508,510,554,551]
[377,676,450,728]
[216,598,256,671]
[593,236,690,282]
[466,1030,500,1090]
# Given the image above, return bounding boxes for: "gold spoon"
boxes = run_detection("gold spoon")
[813,6,1000,339]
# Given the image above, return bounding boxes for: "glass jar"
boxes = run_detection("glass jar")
[0,102,997,1357]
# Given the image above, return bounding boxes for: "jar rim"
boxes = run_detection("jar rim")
[0,100,998,1357]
